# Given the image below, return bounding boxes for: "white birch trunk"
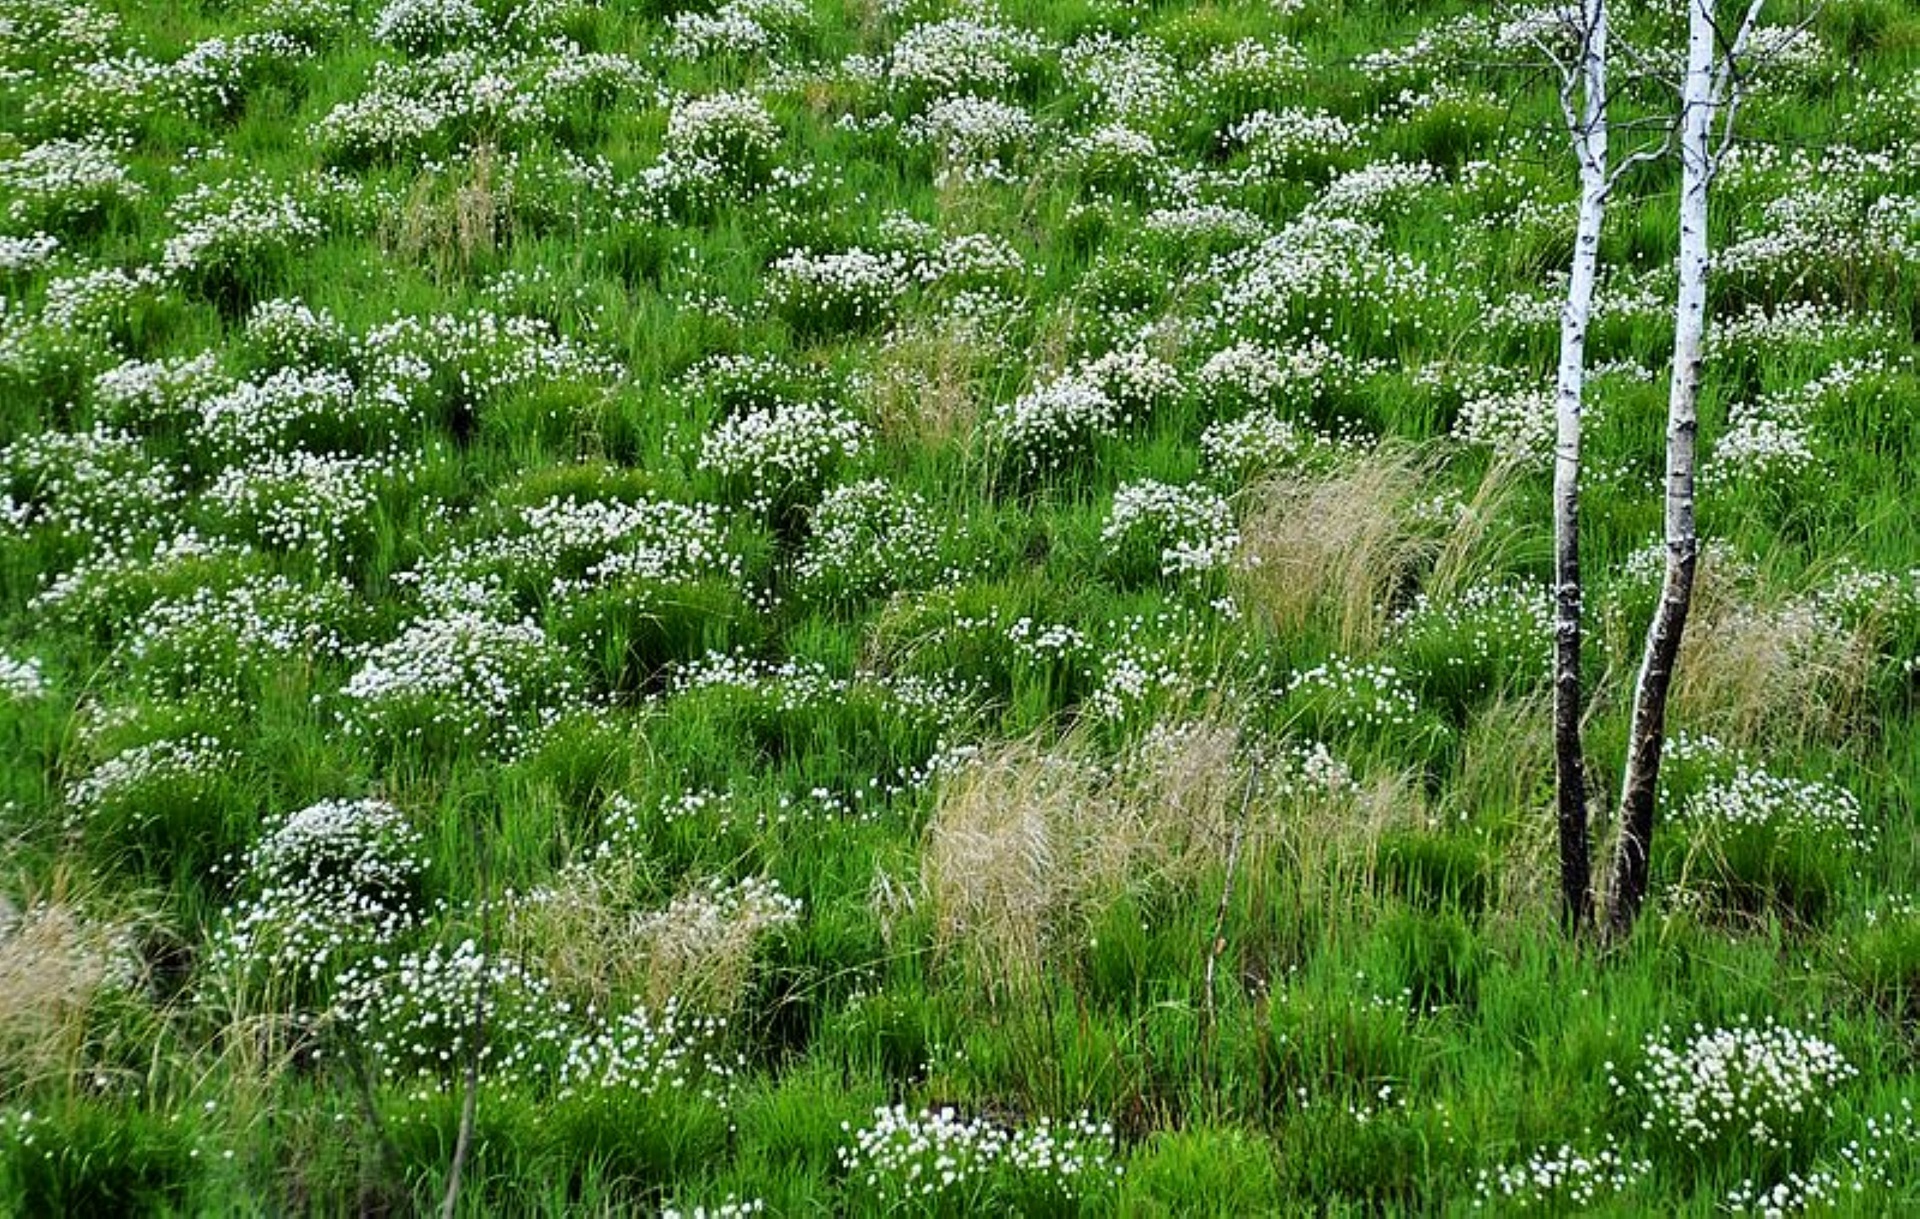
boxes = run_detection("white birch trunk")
[1552,0,1609,933]
[1606,0,1729,934]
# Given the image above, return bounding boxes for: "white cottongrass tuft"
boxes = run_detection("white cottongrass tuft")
[1617,1019,1857,1154]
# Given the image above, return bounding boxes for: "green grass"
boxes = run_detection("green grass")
[0,0,1917,1213]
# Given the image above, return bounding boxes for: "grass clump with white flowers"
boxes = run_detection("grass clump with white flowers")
[1,0,1919,1213]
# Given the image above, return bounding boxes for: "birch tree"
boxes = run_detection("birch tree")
[1543,0,1610,935]
[1604,0,1770,935]
[1531,0,1666,934]
[1523,0,1776,935]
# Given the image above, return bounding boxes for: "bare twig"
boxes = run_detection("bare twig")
[1203,768,1262,1031]
[441,838,491,1219]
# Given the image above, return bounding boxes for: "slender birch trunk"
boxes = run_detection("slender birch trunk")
[1552,0,1609,935]
[1605,0,1725,936]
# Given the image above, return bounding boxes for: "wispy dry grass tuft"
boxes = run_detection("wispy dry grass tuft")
[1234,443,1440,651]
[859,329,988,450]
[1672,584,1880,749]
[506,851,797,1014]
[918,717,1429,996]
[0,875,146,1097]
[920,738,1092,992]
[382,144,510,278]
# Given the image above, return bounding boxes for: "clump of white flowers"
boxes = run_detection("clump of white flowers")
[372,0,579,53]
[1256,737,1359,800]
[661,1197,766,1219]
[65,734,239,818]
[838,1105,1121,1208]
[1196,337,1372,414]
[765,247,907,335]
[1226,107,1363,177]
[1681,764,1871,853]
[1201,36,1307,103]
[1209,214,1449,345]
[1619,1019,1857,1155]
[555,997,738,1102]
[190,367,403,460]
[329,939,566,1086]
[38,264,172,334]
[1075,347,1181,420]
[664,91,781,180]
[883,17,1045,97]
[0,651,48,702]
[1715,358,1887,485]
[1723,1106,1920,1217]
[1,426,181,549]
[669,0,808,61]
[1314,158,1442,217]
[340,610,581,753]
[698,398,870,510]
[902,94,1035,184]
[206,798,427,993]
[1473,1140,1650,1211]
[0,233,60,274]
[360,309,617,407]
[1452,384,1554,462]
[796,479,944,601]
[1069,124,1164,193]
[1102,479,1240,582]
[331,939,742,1100]
[1282,656,1421,733]
[241,296,350,368]
[93,350,229,429]
[1388,580,1553,692]
[990,374,1120,476]
[371,0,489,54]
[118,571,356,701]
[0,137,145,229]
[417,493,742,620]
[1200,409,1340,484]
[202,451,390,563]
[313,46,653,165]
[160,178,324,284]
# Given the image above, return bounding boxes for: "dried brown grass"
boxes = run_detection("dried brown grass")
[383,145,509,278]
[917,719,1432,996]
[0,876,145,1096]
[1671,584,1880,749]
[1234,444,1442,651]
[1602,547,1884,749]
[505,858,786,1014]
[859,330,988,450]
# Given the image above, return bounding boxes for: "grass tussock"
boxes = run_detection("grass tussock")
[1235,445,1445,651]
[0,881,146,1098]
[1670,576,1883,750]
[919,718,1428,996]
[505,854,796,1015]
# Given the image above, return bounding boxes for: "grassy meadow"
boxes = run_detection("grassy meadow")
[2,0,1919,1212]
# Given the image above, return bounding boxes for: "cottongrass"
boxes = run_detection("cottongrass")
[1618,1019,1857,1156]
[0,651,47,701]
[1472,1139,1650,1211]
[796,479,945,601]
[340,609,583,754]
[205,798,427,995]
[837,1104,1121,1208]
[1102,479,1241,583]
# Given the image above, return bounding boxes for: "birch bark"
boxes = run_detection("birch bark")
[1552,0,1610,934]
[1605,0,1721,934]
